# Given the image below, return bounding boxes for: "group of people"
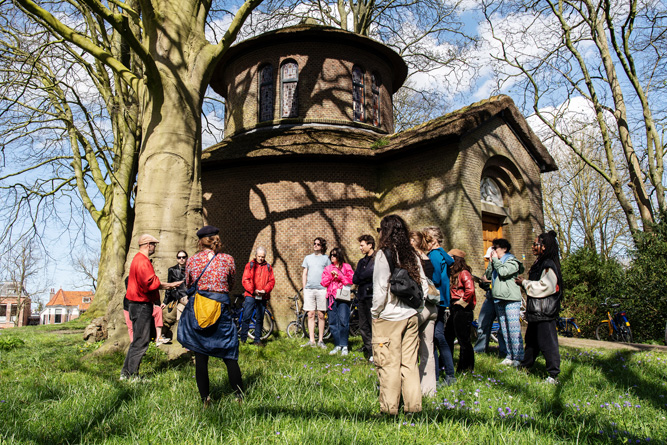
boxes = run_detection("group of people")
[119,216,564,415]
[120,225,274,407]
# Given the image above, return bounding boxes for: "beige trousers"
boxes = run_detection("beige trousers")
[372,315,422,414]
[418,302,438,396]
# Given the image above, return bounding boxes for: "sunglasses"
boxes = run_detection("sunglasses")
[330,253,338,257]
[177,255,187,259]
[314,242,321,246]
[532,242,543,247]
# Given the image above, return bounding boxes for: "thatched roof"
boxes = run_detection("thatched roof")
[203,95,557,172]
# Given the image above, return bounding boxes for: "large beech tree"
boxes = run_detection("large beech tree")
[10,0,262,340]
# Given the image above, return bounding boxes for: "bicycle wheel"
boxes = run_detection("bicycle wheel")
[286,320,303,338]
[249,310,274,341]
[619,326,633,343]
[349,309,360,337]
[595,321,614,341]
[302,314,332,340]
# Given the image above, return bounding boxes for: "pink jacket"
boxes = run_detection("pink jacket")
[321,263,354,309]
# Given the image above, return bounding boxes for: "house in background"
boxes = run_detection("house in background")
[40,289,94,325]
[0,281,31,328]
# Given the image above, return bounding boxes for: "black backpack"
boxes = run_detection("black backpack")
[383,249,424,309]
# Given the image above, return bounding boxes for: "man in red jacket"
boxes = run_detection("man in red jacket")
[240,247,275,346]
[120,234,182,380]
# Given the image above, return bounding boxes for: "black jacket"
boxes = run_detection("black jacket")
[353,254,375,300]
[525,258,562,322]
[164,264,187,305]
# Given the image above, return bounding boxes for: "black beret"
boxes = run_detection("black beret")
[196,225,219,239]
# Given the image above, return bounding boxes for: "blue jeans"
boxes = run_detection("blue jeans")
[433,306,455,378]
[474,297,507,356]
[239,296,266,343]
[328,300,351,347]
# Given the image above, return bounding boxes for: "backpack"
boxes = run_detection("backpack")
[383,249,424,309]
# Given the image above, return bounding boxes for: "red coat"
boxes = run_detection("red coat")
[126,253,161,304]
[450,270,476,309]
[242,261,275,300]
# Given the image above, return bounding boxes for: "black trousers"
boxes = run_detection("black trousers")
[444,306,475,372]
[521,320,560,378]
[194,352,244,402]
[357,298,373,356]
[121,302,153,377]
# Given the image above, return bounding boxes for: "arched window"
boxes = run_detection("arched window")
[259,64,274,122]
[371,73,381,126]
[281,60,298,118]
[352,65,365,122]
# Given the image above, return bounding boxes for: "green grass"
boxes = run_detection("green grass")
[1,324,666,444]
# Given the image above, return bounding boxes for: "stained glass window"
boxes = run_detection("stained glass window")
[281,61,298,118]
[371,73,381,126]
[259,65,274,122]
[353,66,364,122]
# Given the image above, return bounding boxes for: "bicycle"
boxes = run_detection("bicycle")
[348,291,360,337]
[556,316,581,337]
[470,319,500,344]
[231,294,275,341]
[595,299,632,343]
[285,290,331,340]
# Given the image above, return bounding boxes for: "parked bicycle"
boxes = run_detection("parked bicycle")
[595,299,632,343]
[285,290,331,340]
[470,319,500,344]
[556,316,581,337]
[230,294,275,341]
[348,291,360,337]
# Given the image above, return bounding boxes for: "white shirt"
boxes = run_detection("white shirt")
[522,269,558,298]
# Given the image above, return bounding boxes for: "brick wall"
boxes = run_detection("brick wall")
[203,117,547,328]
[219,41,396,136]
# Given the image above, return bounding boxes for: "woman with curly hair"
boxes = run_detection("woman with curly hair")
[372,214,429,415]
[178,226,243,407]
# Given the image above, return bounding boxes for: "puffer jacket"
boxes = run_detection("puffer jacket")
[484,253,524,302]
[242,260,275,300]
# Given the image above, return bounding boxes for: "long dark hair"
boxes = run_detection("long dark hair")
[530,230,563,292]
[450,255,472,287]
[379,214,420,282]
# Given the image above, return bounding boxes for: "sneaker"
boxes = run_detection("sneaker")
[318,341,327,349]
[329,346,342,355]
[203,396,212,408]
[369,355,374,363]
[301,341,316,348]
[509,360,521,367]
[119,374,129,381]
[544,376,560,385]
[341,347,349,356]
[499,358,514,366]
[155,337,170,346]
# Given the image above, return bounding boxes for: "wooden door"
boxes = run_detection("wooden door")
[482,215,503,268]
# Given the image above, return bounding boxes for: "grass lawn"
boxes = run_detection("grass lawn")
[1,322,666,444]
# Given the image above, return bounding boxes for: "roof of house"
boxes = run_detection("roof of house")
[45,289,94,310]
[203,95,557,172]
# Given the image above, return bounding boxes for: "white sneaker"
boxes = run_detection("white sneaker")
[301,341,316,348]
[545,376,560,384]
[329,346,342,355]
[500,358,513,366]
[155,337,171,346]
[318,341,327,349]
[369,355,374,363]
[510,360,521,367]
[341,347,348,356]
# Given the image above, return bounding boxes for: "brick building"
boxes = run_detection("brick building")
[203,25,557,327]
[0,282,31,328]
[40,289,94,325]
